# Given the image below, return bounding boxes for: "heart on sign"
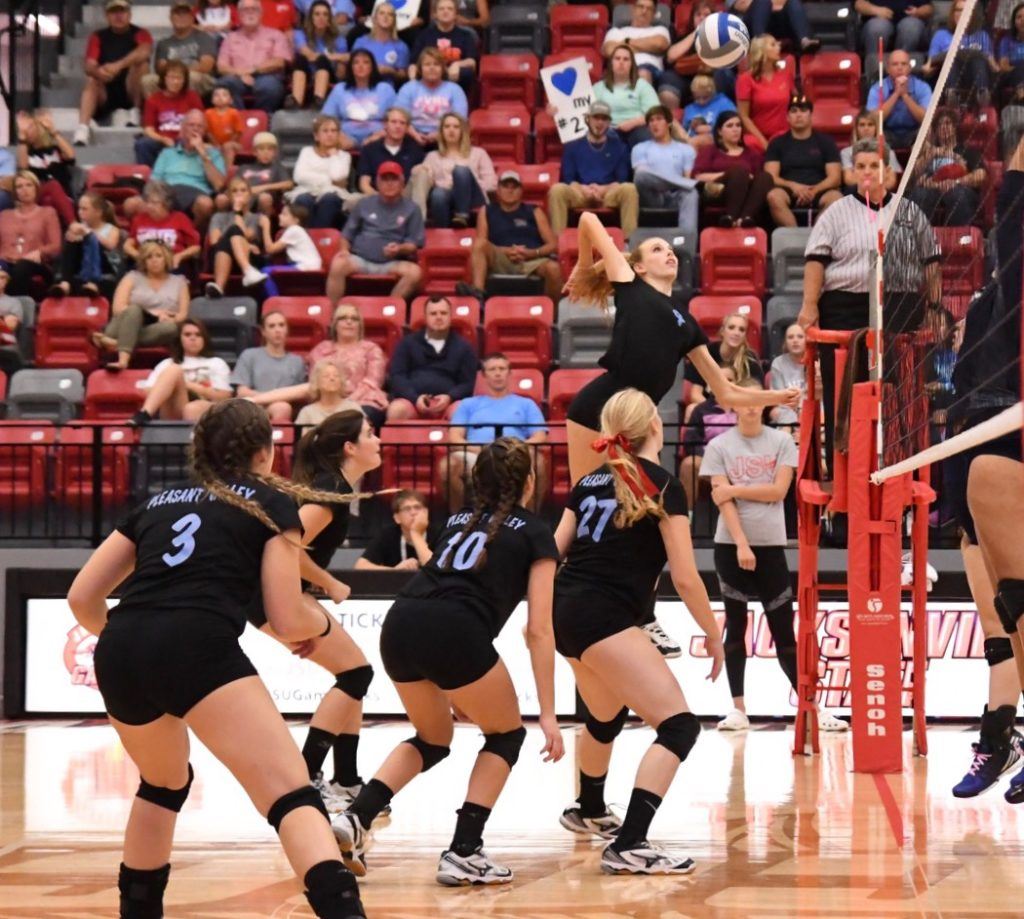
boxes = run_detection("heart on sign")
[551,68,577,97]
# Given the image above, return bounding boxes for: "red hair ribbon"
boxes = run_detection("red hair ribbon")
[590,433,662,502]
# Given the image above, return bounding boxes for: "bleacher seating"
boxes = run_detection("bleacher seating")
[5,368,84,423]
[264,296,330,357]
[35,297,109,373]
[482,297,554,370]
[698,228,768,298]
[189,296,258,362]
[688,296,764,355]
[557,298,612,369]
[473,367,545,405]
[0,421,55,509]
[83,369,149,421]
[409,296,480,348]
[419,230,475,295]
[341,297,406,358]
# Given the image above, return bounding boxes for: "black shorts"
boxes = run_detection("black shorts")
[171,184,205,214]
[946,432,1023,545]
[567,372,628,430]
[93,610,257,725]
[97,73,131,117]
[380,598,498,690]
[780,188,833,210]
[553,589,640,659]
[713,543,792,609]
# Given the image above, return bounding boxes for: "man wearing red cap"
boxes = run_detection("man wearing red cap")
[327,161,424,303]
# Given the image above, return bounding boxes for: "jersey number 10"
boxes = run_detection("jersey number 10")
[435,530,487,571]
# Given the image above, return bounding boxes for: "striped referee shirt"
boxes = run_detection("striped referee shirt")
[804,192,940,294]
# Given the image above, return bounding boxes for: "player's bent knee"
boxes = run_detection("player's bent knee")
[267,784,329,832]
[335,664,373,701]
[404,734,451,771]
[137,763,194,812]
[585,706,628,744]
[984,636,1014,666]
[119,863,170,919]
[995,580,1024,634]
[481,725,527,768]
[653,711,701,761]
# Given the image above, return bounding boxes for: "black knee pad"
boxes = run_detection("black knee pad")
[995,580,1024,635]
[303,860,364,919]
[985,636,1014,667]
[481,726,527,768]
[654,712,701,761]
[334,665,374,701]
[137,763,194,813]
[404,735,451,772]
[118,863,170,919]
[267,784,329,832]
[585,706,628,744]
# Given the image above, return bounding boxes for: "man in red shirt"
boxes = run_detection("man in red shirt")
[74,0,153,146]
[124,180,202,270]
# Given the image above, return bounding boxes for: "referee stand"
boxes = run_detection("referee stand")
[793,328,933,771]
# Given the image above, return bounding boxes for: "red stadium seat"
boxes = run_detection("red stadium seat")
[0,421,55,509]
[533,110,562,166]
[379,422,449,495]
[474,367,545,405]
[266,228,340,295]
[419,229,474,295]
[410,295,480,348]
[271,423,295,477]
[548,368,602,420]
[687,296,763,354]
[0,369,6,401]
[469,105,531,164]
[482,296,554,370]
[263,296,329,357]
[550,4,609,52]
[237,110,269,159]
[543,424,571,502]
[961,106,999,159]
[698,227,767,297]
[810,100,858,147]
[338,296,407,357]
[54,423,134,508]
[558,227,626,283]
[86,164,151,216]
[542,49,603,83]
[933,226,985,296]
[83,369,150,420]
[494,161,560,207]
[35,297,110,372]
[800,52,862,106]
[479,54,539,109]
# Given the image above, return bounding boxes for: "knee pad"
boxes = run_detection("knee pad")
[404,735,451,772]
[118,863,170,919]
[995,580,1024,634]
[481,726,527,768]
[985,636,1014,667]
[137,763,194,813]
[303,860,362,919]
[334,665,374,701]
[585,706,628,744]
[654,712,701,762]
[267,784,329,832]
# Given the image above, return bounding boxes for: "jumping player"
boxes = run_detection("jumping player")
[332,437,565,885]
[67,399,365,919]
[552,388,725,874]
[563,210,800,484]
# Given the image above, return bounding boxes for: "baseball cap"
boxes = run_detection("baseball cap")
[170,0,194,13]
[788,93,813,111]
[377,161,404,179]
[498,169,521,185]
[588,101,612,118]
[105,0,131,10]
[252,131,278,148]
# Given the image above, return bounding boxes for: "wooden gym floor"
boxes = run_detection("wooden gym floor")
[0,719,1021,918]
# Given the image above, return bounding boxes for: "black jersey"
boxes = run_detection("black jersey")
[556,458,688,612]
[305,471,353,569]
[112,478,301,633]
[598,277,709,405]
[398,505,559,639]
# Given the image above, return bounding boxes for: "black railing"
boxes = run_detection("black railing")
[1,0,41,139]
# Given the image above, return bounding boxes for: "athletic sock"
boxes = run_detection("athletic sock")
[302,727,337,780]
[332,733,362,787]
[611,788,663,852]
[449,802,492,856]
[118,863,170,919]
[578,771,608,817]
[348,778,394,830]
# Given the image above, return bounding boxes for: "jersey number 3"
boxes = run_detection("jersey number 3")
[162,513,202,568]
[576,496,616,543]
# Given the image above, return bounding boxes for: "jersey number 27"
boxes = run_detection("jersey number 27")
[576,496,616,543]
[162,513,202,567]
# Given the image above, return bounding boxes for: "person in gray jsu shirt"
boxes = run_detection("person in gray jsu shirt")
[231,310,309,421]
[141,1,217,98]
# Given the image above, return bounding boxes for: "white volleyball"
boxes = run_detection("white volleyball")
[695,12,750,69]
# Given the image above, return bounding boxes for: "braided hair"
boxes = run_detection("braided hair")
[189,400,363,532]
[439,436,533,571]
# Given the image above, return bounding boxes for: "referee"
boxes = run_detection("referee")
[798,137,941,474]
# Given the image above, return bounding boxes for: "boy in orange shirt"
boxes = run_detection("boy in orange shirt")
[205,86,243,169]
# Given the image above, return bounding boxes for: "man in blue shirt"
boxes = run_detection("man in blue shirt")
[631,105,698,235]
[151,108,226,227]
[866,49,932,149]
[548,100,638,234]
[438,351,549,511]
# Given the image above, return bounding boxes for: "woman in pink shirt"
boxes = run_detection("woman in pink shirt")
[0,170,62,299]
[409,112,496,228]
[305,302,388,427]
[736,35,793,151]
[693,110,772,227]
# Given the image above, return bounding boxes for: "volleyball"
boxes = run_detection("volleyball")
[695,12,750,69]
